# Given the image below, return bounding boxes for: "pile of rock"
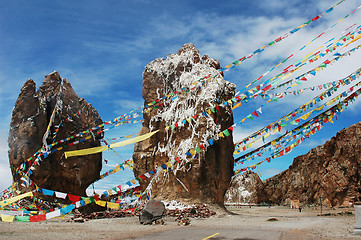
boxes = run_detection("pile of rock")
[70,209,139,222]
[164,204,216,218]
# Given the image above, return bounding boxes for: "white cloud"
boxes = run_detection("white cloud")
[0,130,12,192]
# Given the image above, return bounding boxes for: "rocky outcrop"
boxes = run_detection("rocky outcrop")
[8,72,103,196]
[224,171,266,204]
[133,43,235,206]
[263,121,361,207]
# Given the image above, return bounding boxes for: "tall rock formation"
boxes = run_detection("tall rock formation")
[224,171,266,204]
[8,72,103,196]
[263,121,361,207]
[133,43,235,206]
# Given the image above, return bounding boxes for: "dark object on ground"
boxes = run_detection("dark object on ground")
[139,200,165,225]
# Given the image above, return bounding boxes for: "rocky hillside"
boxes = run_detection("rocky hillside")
[133,43,235,205]
[263,121,361,207]
[227,122,361,207]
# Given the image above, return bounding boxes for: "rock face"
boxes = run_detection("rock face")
[263,121,361,207]
[133,43,235,205]
[8,72,103,196]
[224,171,266,204]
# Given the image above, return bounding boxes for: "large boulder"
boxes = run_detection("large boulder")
[8,71,103,196]
[224,170,267,204]
[133,43,235,206]
[263,121,361,207]
[139,200,165,224]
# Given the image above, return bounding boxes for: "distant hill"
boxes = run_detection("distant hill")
[226,121,361,207]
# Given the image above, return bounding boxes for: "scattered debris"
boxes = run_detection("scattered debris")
[177,217,191,226]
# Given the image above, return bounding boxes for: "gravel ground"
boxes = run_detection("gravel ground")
[0,206,358,240]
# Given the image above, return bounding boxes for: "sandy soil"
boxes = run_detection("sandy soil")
[0,206,359,240]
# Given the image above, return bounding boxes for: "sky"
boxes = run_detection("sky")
[0,0,361,195]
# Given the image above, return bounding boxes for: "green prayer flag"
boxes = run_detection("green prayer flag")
[246,114,254,120]
[16,216,30,222]
[195,147,201,153]
[223,129,230,137]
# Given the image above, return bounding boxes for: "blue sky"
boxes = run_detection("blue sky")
[1,0,361,194]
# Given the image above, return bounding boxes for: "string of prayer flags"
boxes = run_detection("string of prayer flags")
[219,0,346,72]
[234,67,361,152]
[234,83,361,170]
[259,30,361,95]
[236,15,361,98]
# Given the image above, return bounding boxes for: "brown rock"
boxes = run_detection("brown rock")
[133,43,235,206]
[225,170,267,204]
[263,121,361,207]
[8,71,103,196]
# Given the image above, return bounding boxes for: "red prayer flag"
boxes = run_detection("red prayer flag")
[312,16,320,21]
[252,111,259,117]
[68,194,81,202]
[30,214,46,222]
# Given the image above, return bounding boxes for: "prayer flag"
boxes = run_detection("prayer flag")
[1,214,15,222]
[30,214,46,222]
[61,205,75,215]
[65,130,159,158]
[68,194,81,202]
[46,209,61,220]
[55,191,67,199]
[16,215,30,222]
[95,200,107,207]
[107,202,119,210]
[42,189,54,196]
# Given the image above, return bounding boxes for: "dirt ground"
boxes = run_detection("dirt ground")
[0,206,359,240]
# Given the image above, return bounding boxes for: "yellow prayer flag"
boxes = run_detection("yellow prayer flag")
[189,149,196,156]
[232,102,242,110]
[326,98,338,106]
[281,72,292,80]
[107,202,120,210]
[0,192,33,207]
[316,105,324,111]
[345,34,361,47]
[95,200,107,207]
[300,111,313,120]
[329,115,334,123]
[218,132,225,138]
[1,214,15,222]
[65,130,159,158]
[130,179,137,184]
